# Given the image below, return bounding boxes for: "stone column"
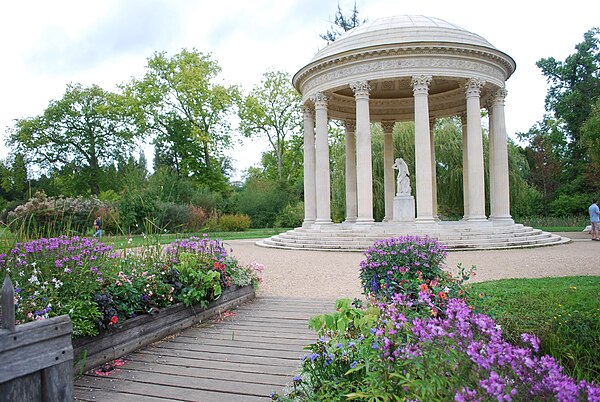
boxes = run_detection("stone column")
[344,120,358,223]
[430,118,438,219]
[382,121,395,222]
[488,103,496,219]
[351,81,374,224]
[302,106,316,226]
[465,78,487,222]
[311,92,332,224]
[411,75,435,223]
[460,113,470,220]
[489,88,513,222]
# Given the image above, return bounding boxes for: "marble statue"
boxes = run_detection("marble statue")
[393,158,411,196]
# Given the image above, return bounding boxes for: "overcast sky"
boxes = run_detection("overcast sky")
[1,0,598,179]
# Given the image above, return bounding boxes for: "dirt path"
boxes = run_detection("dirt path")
[225,233,600,299]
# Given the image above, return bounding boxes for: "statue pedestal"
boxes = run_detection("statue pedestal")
[393,195,415,222]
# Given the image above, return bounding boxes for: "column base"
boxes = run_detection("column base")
[466,215,488,222]
[355,217,374,225]
[489,215,514,225]
[314,218,333,225]
[344,217,358,224]
[415,217,436,224]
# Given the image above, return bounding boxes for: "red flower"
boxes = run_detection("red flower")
[419,283,428,292]
[438,291,448,300]
[109,316,119,325]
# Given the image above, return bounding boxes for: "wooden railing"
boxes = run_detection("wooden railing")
[0,275,74,401]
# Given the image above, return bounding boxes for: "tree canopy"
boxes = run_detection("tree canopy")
[124,49,239,191]
[238,70,302,182]
[8,83,142,195]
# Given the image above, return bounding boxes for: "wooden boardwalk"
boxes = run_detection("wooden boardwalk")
[74,297,335,401]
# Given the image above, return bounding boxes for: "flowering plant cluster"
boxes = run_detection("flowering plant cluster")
[274,236,600,401]
[1,235,259,337]
[360,235,473,317]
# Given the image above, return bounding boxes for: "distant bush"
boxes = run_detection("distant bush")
[549,193,592,217]
[274,201,304,228]
[156,202,191,232]
[6,192,117,237]
[217,214,251,232]
[186,206,209,231]
[118,192,157,234]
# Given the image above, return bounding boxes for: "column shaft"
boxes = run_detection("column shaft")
[430,119,438,219]
[302,106,316,225]
[312,93,332,224]
[382,121,395,222]
[412,75,435,223]
[465,78,487,221]
[344,120,358,223]
[351,81,374,224]
[461,113,470,220]
[490,89,512,222]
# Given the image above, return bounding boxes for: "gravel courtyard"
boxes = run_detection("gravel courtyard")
[225,232,600,299]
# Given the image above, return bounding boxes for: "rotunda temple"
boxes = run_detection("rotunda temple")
[258,15,567,251]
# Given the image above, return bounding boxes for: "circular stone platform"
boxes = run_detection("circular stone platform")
[257,222,569,252]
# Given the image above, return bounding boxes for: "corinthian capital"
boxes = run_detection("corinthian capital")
[465,78,485,98]
[492,88,508,106]
[350,81,371,98]
[310,92,328,109]
[411,75,432,96]
[301,105,314,120]
[343,119,356,132]
[380,121,396,133]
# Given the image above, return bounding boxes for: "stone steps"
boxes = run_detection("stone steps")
[256,223,569,251]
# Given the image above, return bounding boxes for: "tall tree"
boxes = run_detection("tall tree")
[8,83,141,195]
[0,154,28,200]
[125,49,238,192]
[238,70,302,182]
[319,1,365,43]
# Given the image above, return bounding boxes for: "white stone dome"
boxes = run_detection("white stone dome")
[311,15,496,63]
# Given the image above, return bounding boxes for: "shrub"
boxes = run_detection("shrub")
[186,206,209,231]
[6,192,117,237]
[219,213,251,232]
[275,201,304,228]
[549,193,592,217]
[156,202,191,232]
[118,192,157,234]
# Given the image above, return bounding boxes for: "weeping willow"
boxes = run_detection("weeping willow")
[328,117,538,222]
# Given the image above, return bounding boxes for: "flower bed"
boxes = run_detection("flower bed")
[273,236,600,401]
[0,235,262,337]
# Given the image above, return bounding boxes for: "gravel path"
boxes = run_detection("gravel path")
[224,232,600,300]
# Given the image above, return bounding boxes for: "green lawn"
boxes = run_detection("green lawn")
[470,276,600,383]
[102,228,290,249]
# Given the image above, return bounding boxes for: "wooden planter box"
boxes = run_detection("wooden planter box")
[72,284,255,374]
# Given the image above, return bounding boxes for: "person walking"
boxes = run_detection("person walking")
[589,199,600,241]
[93,216,103,237]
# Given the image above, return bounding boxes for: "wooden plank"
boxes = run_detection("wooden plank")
[76,375,268,401]
[190,323,314,337]
[74,386,180,402]
[183,327,317,341]
[0,333,73,383]
[42,360,74,402]
[154,340,305,360]
[88,368,277,398]
[140,346,301,369]
[1,275,15,331]
[171,336,311,351]
[0,315,72,352]
[176,330,312,346]
[0,371,41,402]
[133,351,299,376]
[107,361,290,387]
